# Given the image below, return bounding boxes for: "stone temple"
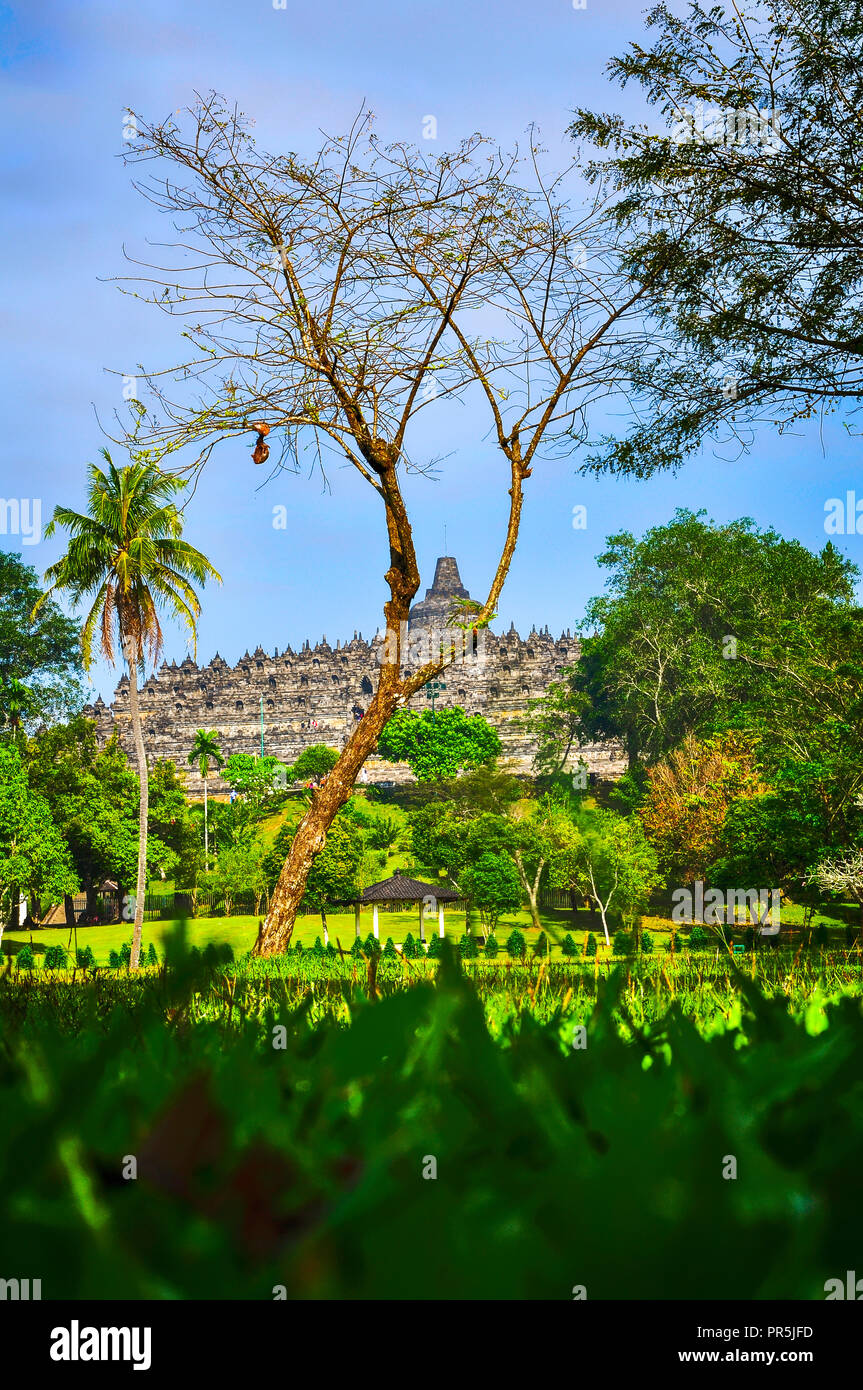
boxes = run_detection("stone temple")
[84,556,625,792]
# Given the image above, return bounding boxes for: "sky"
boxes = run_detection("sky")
[1,0,860,704]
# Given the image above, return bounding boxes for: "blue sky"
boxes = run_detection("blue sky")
[1,0,860,703]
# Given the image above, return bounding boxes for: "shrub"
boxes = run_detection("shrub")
[484,934,499,958]
[640,930,654,954]
[146,942,159,966]
[44,945,68,971]
[310,937,325,958]
[382,937,398,959]
[427,934,443,958]
[458,933,479,960]
[16,943,35,971]
[363,932,381,957]
[119,942,132,968]
[76,944,97,969]
[612,929,632,956]
[532,931,549,959]
[505,928,526,960]
[401,932,417,959]
[293,940,304,955]
[202,943,221,968]
[561,934,577,957]
[688,924,709,951]
[350,937,364,958]
[108,949,121,969]
[585,933,597,958]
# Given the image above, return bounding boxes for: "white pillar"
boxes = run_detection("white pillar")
[354,903,361,938]
[419,903,426,944]
[372,905,379,939]
[438,904,445,938]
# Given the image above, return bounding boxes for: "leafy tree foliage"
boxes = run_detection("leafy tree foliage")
[0,551,83,728]
[222,754,286,809]
[461,852,522,931]
[289,744,339,783]
[505,928,527,959]
[568,512,862,768]
[0,742,78,925]
[549,808,661,945]
[572,0,863,475]
[25,718,177,902]
[378,707,501,782]
[639,732,767,882]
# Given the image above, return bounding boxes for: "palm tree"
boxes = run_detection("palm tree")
[188,728,224,867]
[34,450,221,968]
[0,675,35,747]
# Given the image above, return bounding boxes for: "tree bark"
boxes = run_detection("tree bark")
[513,849,544,931]
[255,679,402,954]
[126,646,148,970]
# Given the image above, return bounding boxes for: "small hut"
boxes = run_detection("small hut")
[351,871,460,943]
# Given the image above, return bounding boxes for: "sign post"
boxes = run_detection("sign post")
[422,679,446,721]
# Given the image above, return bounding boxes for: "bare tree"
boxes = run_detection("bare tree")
[808,848,863,931]
[116,92,655,954]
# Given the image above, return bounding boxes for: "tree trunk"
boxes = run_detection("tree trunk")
[255,680,401,954]
[203,773,209,867]
[126,648,149,971]
[513,850,544,931]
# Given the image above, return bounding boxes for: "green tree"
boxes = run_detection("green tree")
[36,453,221,967]
[26,718,140,916]
[0,742,78,932]
[289,745,339,784]
[639,732,768,882]
[210,836,269,916]
[572,0,863,476]
[460,852,522,932]
[505,927,527,960]
[0,676,37,748]
[148,758,204,888]
[409,801,470,883]
[508,801,580,932]
[0,551,83,728]
[222,753,285,810]
[555,511,862,773]
[188,729,224,866]
[378,707,501,782]
[551,809,661,947]
[526,672,590,777]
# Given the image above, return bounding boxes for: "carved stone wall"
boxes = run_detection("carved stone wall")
[84,558,626,791]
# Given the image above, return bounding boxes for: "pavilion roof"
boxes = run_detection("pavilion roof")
[358,871,460,904]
